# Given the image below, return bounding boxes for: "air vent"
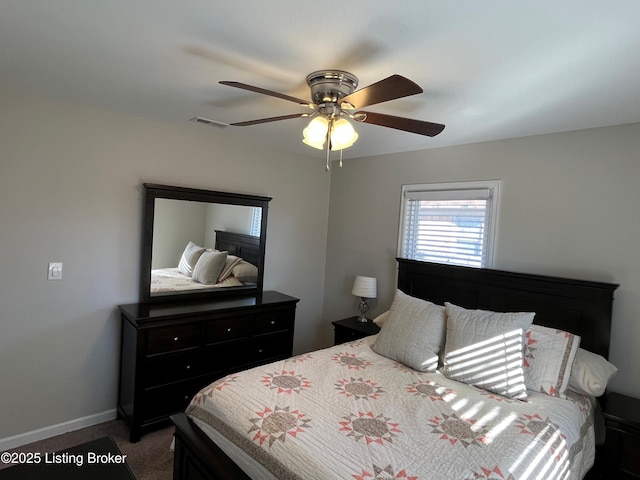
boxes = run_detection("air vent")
[189,117,230,128]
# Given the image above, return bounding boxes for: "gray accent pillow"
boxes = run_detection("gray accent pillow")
[177,241,207,277]
[442,302,535,400]
[372,290,446,372]
[192,251,228,285]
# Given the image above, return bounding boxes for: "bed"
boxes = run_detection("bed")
[150,231,259,294]
[171,259,618,479]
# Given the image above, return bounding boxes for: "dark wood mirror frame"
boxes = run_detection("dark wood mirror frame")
[140,183,271,303]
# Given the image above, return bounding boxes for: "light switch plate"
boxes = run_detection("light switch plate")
[48,262,63,280]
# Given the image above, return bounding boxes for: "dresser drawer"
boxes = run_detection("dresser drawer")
[250,332,293,364]
[147,324,201,355]
[143,350,211,387]
[204,316,251,345]
[142,377,212,422]
[253,311,293,335]
[201,339,253,370]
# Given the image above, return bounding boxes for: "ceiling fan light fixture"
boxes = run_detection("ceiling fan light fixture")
[302,116,328,149]
[330,118,358,150]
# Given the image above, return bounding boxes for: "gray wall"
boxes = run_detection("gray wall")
[0,89,330,445]
[2,85,639,447]
[324,123,640,399]
[152,198,208,269]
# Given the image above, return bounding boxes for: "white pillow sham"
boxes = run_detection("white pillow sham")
[217,255,242,282]
[177,241,207,277]
[568,348,617,397]
[372,310,389,326]
[442,302,535,400]
[372,290,446,372]
[192,250,228,285]
[231,260,258,283]
[523,325,580,398]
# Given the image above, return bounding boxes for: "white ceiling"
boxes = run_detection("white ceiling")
[2,0,640,159]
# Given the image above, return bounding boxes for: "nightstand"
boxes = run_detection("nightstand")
[602,392,640,478]
[332,316,380,345]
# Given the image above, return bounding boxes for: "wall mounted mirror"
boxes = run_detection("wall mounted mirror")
[140,183,271,303]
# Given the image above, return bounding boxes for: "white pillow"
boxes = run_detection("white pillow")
[568,348,617,397]
[372,290,446,372]
[372,310,389,326]
[192,251,228,285]
[231,261,258,283]
[217,255,242,282]
[177,241,207,277]
[523,325,580,398]
[442,302,535,400]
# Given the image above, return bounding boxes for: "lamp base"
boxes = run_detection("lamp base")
[357,298,370,323]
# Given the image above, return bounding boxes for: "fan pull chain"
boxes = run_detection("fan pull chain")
[325,118,334,172]
[325,142,330,172]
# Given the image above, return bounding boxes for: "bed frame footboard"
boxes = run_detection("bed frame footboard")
[171,413,251,480]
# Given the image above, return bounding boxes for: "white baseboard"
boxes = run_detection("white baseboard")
[0,409,118,451]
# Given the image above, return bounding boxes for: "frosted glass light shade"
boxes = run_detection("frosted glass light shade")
[352,276,377,298]
[330,118,358,150]
[302,116,328,149]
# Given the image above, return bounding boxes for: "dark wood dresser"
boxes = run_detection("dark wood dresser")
[117,291,299,442]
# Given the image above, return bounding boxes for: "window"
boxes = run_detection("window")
[398,181,500,268]
[249,207,262,237]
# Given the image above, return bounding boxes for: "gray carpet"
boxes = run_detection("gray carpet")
[0,420,173,480]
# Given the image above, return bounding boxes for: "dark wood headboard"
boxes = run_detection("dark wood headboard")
[215,230,260,266]
[397,258,618,359]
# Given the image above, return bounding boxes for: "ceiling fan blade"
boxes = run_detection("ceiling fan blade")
[230,113,308,127]
[340,75,423,109]
[220,81,313,106]
[357,111,445,137]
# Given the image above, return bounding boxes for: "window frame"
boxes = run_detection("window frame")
[397,180,501,268]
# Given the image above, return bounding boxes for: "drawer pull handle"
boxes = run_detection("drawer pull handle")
[173,336,179,342]
[185,365,191,370]
[270,320,276,325]
[227,328,232,333]
[258,349,263,353]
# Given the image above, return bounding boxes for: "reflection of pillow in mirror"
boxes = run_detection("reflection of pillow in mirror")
[192,251,228,284]
[218,255,242,282]
[177,241,207,277]
[442,302,535,400]
[231,261,258,283]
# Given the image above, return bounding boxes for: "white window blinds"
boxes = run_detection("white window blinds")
[249,207,262,237]
[399,182,499,268]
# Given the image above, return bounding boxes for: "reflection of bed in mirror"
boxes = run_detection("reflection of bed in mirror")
[150,231,260,294]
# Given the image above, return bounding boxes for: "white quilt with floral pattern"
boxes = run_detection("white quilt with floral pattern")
[186,336,595,480]
[150,267,243,293]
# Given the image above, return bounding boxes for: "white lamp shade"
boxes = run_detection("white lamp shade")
[352,276,377,298]
[330,118,358,150]
[302,116,328,149]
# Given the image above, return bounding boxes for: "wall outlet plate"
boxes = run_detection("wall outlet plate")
[48,262,63,280]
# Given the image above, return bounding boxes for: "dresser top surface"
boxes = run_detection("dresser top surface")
[118,291,299,322]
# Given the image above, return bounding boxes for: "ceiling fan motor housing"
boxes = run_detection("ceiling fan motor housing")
[306,70,358,105]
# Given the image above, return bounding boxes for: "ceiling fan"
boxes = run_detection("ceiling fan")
[218,70,445,170]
